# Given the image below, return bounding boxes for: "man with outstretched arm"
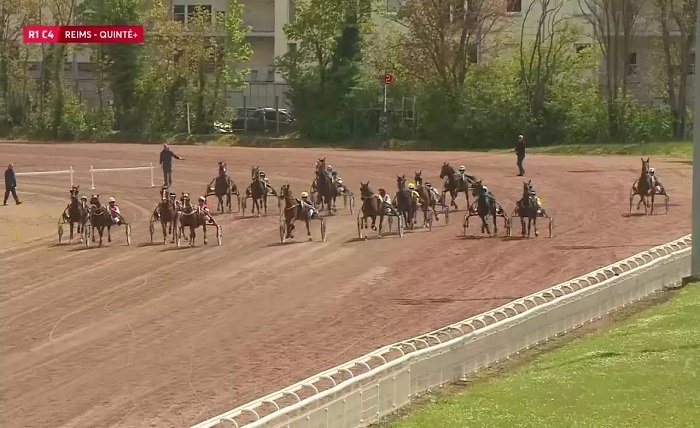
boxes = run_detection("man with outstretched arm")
[159,144,184,187]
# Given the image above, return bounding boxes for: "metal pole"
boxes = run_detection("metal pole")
[383,82,387,113]
[186,102,191,134]
[692,0,700,279]
[70,166,74,186]
[243,96,248,132]
[275,95,280,134]
[90,165,95,190]
[150,162,155,187]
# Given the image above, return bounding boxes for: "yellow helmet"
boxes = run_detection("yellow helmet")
[301,191,309,198]
[407,182,415,190]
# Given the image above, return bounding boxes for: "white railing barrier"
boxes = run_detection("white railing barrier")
[16,167,74,187]
[191,234,693,428]
[89,163,155,190]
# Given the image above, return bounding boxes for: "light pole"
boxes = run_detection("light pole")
[692,0,700,278]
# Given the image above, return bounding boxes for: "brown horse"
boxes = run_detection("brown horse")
[88,194,113,247]
[176,193,209,246]
[280,184,313,241]
[631,157,655,215]
[63,185,88,243]
[414,171,440,226]
[247,166,267,216]
[156,186,177,243]
[359,182,387,237]
[315,157,338,214]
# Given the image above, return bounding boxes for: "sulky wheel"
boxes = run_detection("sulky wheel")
[217,225,223,246]
[175,227,182,247]
[664,194,669,215]
[320,218,327,242]
[349,194,355,214]
[125,224,131,246]
[397,215,405,237]
[149,222,155,243]
[241,197,247,217]
[227,190,233,212]
[357,212,365,240]
[426,209,434,231]
[83,222,91,247]
[463,212,470,237]
[387,216,393,233]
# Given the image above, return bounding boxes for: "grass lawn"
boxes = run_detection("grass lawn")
[381,283,700,428]
[527,141,692,160]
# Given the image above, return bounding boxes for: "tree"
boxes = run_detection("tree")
[653,0,696,139]
[519,0,581,131]
[395,0,507,92]
[578,0,646,137]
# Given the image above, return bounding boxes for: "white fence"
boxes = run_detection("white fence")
[191,234,693,428]
[89,164,155,190]
[16,167,75,187]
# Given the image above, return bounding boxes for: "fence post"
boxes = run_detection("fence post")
[186,102,192,135]
[275,95,280,134]
[243,96,248,132]
[90,165,95,190]
[150,162,155,187]
[70,166,74,187]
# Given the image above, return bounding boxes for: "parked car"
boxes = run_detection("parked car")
[232,107,295,133]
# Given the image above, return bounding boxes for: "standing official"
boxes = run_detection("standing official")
[4,163,22,205]
[159,144,184,187]
[515,134,526,176]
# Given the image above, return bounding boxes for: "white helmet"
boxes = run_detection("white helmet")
[482,186,488,192]
[649,167,655,173]
[459,165,465,171]
[108,197,116,203]
[199,196,206,202]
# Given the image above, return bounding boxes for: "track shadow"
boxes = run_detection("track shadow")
[264,240,308,247]
[622,212,649,218]
[160,245,201,251]
[501,235,528,241]
[138,242,164,247]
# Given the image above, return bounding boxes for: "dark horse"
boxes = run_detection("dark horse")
[208,161,236,213]
[62,185,88,243]
[439,162,474,210]
[156,186,177,243]
[88,194,113,247]
[176,193,209,246]
[280,184,313,241]
[632,157,655,214]
[395,175,417,230]
[414,171,440,226]
[315,158,338,214]
[247,166,267,216]
[472,180,498,236]
[515,179,539,237]
[359,182,386,237]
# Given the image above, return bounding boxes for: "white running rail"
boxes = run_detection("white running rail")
[191,234,692,428]
[89,163,155,190]
[16,167,75,187]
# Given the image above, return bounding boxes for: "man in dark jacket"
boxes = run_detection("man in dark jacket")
[514,134,526,176]
[4,163,22,205]
[159,144,184,187]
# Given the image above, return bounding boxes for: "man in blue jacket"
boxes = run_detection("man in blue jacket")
[4,163,22,205]
[159,144,184,187]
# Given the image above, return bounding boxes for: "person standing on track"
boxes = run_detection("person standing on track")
[159,144,184,187]
[3,163,22,205]
[515,134,526,176]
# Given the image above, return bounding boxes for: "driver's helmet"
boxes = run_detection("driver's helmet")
[459,165,465,172]
[260,171,266,177]
[407,182,416,190]
[327,165,333,171]
[378,188,386,194]
[301,191,309,199]
[482,186,489,193]
[649,167,655,174]
[337,178,343,184]
[80,195,87,201]
[331,171,338,176]
[169,192,176,198]
[425,181,432,187]
[199,196,206,203]
[108,197,116,204]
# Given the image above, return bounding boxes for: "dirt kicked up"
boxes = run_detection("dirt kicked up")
[0,142,692,427]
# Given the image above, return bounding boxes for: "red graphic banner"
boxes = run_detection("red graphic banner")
[23,25,144,44]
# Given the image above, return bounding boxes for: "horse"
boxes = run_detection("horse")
[62,185,88,243]
[515,179,539,237]
[280,184,314,241]
[472,180,498,236]
[439,162,474,210]
[632,157,655,214]
[156,186,177,243]
[359,182,387,237]
[88,194,113,247]
[395,175,417,230]
[208,161,236,213]
[414,171,439,226]
[315,157,338,214]
[247,166,268,216]
[176,193,209,246]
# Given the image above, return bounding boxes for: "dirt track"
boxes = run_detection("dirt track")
[0,142,692,427]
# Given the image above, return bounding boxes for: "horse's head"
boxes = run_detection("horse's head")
[396,175,407,191]
[522,179,533,195]
[280,184,292,199]
[69,185,80,200]
[218,161,227,176]
[182,193,192,208]
[316,158,327,175]
[251,166,261,181]
[414,171,422,185]
[89,194,101,207]
[473,180,486,197]
[360,181,373,199]
[641,157,651,176]
[439,162,453,179]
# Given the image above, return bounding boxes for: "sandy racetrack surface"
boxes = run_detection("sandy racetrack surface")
[0,142,691,427]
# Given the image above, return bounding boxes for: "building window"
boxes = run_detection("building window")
[77,62,96,72]
[266,69,275,81]
[250,70,259,81]
[627,52,638,76]
[506,0,522,12]
[173,5,185,23]
[288,42,297,53]
[215,10,226,28]
[289,0,296,23]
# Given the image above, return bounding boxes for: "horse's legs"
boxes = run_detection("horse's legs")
[450,190,458,209]
[107,225,112,243]
[305,219,311,240]
[162,221,168,244]
[98,226,104,247]
[378,214,384,237]
[650,193,655,215]
[203,223,208,245]
[69,222,74,242]
[533,216,538,237]
[520,216,526,236]
[493,213,498,236]
[371,214,377,230]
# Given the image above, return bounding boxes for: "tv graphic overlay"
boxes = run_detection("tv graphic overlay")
[23,25,144,44]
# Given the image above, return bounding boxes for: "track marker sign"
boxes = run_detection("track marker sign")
[384,73,394,85]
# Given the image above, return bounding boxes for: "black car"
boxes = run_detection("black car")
[233,107,295,132]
